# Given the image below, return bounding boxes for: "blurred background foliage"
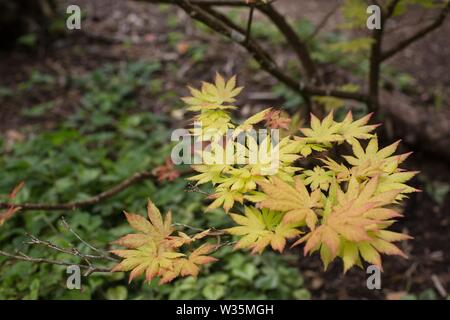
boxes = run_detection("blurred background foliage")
[0,61,309,300]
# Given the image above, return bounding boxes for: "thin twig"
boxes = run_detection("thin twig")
[381,1,450,61]
[138,0,368,104]
[0,171,154,211]
[259,3,318,81]
[25,233,108,260]
[186,183,211,196]
[306,1,340,44]
[0,249,112,273]
[61,217,117,262]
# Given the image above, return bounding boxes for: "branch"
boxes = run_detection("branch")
[306,1,340,44]
[381,2,450,61]
[0,217,118,275]
[25,233,107,261]
[258,3,318,81]
[138,0,368,104]
[245,3,255,45]
[0,171,154,211]
[61,217,117,262]
[139,0,250,6]
[367,0,400,112]
[0,249,112,274]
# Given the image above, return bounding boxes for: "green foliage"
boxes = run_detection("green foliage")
[0,61,308,299]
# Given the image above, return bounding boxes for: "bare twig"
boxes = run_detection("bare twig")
[431,274,448,298]
[306,1,340,44]
[0,171,153,211]
[138,0,368,105]
[381,2,450,61]
[259,3,318,81]
[61,217,117,262]
[0,249,112,273]
[0,217,118,275]
[186,183,211,196]
[25,233,112,261]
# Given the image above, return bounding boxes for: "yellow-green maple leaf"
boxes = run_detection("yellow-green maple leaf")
[226,206,301,253]
[337,112,378,144]
[300,112,343,144]
[182,73,243,111]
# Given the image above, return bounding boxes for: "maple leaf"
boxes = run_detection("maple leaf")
[301,166,334,191]
[242,135,302,179]
[0,181,24,226]
[300,112,344,144]
[337,112,378,144]
[167,229,213,248]
[320,157,351,182]
[293,176,412,271]
[206,187,244,212]
[191,109,235,140]
[111,201,217,284]
[226,206,301,253]
[343,138,405,173]
[179,244,218,277]
[219,167,266,193]
[188,164,229,186]
[233,108,272,137]
[343,138,417,199]
[264,109,291,129]
[0,206,20,227]
[376,171,419,199]
[258,177,322,230]
[182,73,243,111]
[152,158,180,182]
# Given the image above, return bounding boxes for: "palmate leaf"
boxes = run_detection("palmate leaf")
[337,112,378,144]
[258,177,322,230]
[179,244,218,278]
[299,111,378,146]
[181,73,243,111]
[300,112,343,144]
[301,166,334,191]
[233,108,272,136]
[226,207,301,253]
[293,176,413,272]
[342,137,418,199]
[111,201,217,284]
[206,187,244,213]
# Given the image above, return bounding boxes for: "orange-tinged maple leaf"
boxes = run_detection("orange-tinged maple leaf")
[258,177,322,230]
[180,244,218,277]
[0,181,24,226]
[264,109,291,129]
[152,158,180,182]
[293,176,412,271]
[111,201,217,284]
